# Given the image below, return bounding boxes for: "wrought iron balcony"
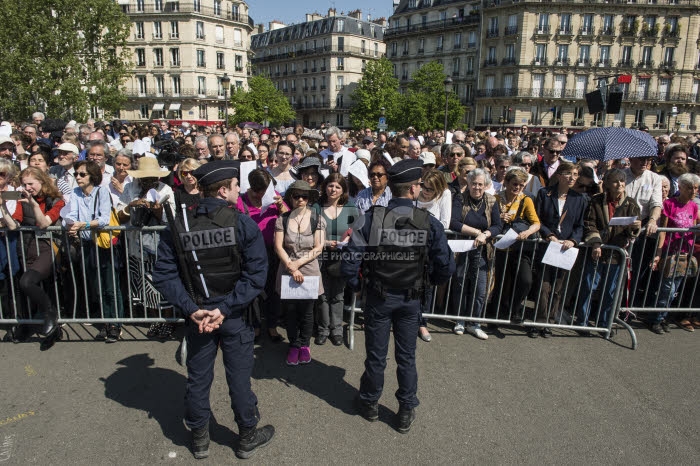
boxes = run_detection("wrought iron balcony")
[531,58,548,66]
[486,29,499,38]
[534,25,551,36]
[556,27,573,36]
[578,27,595,36]
[599,27,615,37]
[576,58,591,67]
[501,57,517,66]
[384,15,480,38]
[637,59,655,69]
[617,59,634,68]
[553,58,571,67]
[483,59,498,67]
[504,26,518,36]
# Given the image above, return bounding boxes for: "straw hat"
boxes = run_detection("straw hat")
[127,157,170,178]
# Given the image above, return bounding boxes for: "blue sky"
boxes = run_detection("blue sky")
[247,0,395,29]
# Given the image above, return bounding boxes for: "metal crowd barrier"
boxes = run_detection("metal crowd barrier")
[620,226,700,349]
[0,225,185,328]
[348,233,633,350]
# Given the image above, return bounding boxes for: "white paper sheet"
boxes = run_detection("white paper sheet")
[494,228,518,250]
[383,152,394,165]
[446,131,454,144]
[348,160,369,188]
[319,168,330,179]
[448,240,475,253]
[541,241,580,271]
[608,216,637,226]
[146,188,160,203]
[338,151,357,177]
[238,161,257,194]
[259,180,276,214]
[281,275,320,300]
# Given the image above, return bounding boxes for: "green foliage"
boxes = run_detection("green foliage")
[394,62,465,132]
[0,0,132,121]
[349,57,401,130]
[229,75,295,126]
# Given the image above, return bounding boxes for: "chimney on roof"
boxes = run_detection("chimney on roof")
[348,9,362,20]
[393,0,400,12]
[328,8,336,17]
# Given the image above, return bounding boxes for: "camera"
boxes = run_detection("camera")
[153,139,184,169]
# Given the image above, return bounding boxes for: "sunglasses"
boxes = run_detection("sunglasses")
[448,152,464,157]
[75,172,89,178]
[292,194,309,200]
[520,163,533,167]
[271,134,280,138]
[181,170,192,177]
[0,172,7,177]
[369,172,386,178]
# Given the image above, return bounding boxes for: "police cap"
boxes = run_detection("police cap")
[387,158,423,184]
[193,160,240,187]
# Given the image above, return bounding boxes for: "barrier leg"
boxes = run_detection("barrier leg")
[614,316,638,350]
[348,293,356,351]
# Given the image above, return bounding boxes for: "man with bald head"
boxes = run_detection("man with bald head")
[209,134,226,161]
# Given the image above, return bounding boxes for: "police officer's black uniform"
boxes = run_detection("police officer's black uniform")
[341,159,455,433]
[153,161,274,459]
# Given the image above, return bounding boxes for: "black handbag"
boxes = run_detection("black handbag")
[505,197,540,240]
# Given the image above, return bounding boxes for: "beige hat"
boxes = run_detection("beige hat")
[0,136,13,146]
[57,142,79,154]
[127,157,171,178]
[355,149,371,163]
[420,151,436,165]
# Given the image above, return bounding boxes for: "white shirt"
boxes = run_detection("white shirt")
[624,168,663,221]
[417,189,452,229]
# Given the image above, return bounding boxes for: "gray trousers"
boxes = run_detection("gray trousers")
[317,275,345,337]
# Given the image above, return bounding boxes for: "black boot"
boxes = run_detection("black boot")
[355,397,378,422]
[191,423,209,459]
[235,425,275,459]
[41,307,59,337]
[40,326,62,351]
[397,406,416,434]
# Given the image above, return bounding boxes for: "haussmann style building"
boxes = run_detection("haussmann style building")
[118,0,254,124]
[250,9,387,129]
[387,0,700,133]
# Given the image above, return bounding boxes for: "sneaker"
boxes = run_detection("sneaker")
[541,328,553,338]
[147,322,162,338]
[661,320,671,333]
[286,347,299,366]
[299,346,311,364]
[235,425,275,459]
[355,397,379,422]
[650,322,664,335]
[453,323,465,335]
[527,328,539,339]
[105,325,121,343]
[466,325,488,340]
[397,407,416,434]
[191,424,210,459]
[95,326,108,341]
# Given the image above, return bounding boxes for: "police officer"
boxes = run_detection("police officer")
[341,158,455,433]
[153,160,274,460]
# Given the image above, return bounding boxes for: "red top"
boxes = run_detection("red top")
[12,196,65,226]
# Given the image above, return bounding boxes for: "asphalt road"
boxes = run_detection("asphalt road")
[1,321,699,465]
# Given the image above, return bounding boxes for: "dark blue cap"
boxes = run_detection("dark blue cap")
[193,160,240,187]
[387,158,423,184]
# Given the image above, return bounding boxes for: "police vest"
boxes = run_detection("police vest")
[365,205,430,295]
[178,205,242,300]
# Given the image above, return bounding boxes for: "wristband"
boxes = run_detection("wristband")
[85,222,91,230]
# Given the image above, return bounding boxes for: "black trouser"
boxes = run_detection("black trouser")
[19,240,55,320]
[488,247,533,321]
[282,299,314,348]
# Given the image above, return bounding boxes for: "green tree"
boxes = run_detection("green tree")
[349,57,401,130]
[0,0,132,121]
[395,62,465,132]
[228,75,295,126]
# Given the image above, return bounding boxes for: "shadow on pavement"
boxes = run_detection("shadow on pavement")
[100,353,194,448]
[252,343,358,417]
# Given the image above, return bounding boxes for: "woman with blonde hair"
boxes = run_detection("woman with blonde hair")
[174,158,202,209]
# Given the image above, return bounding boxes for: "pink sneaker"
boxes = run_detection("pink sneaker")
[299,346,311,364]
[286,347,299,366]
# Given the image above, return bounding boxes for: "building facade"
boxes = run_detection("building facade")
[250,10,387,129]
[388,0,700,133]
[118,0,253,123]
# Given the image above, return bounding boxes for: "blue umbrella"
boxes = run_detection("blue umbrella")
[561,127,658,161]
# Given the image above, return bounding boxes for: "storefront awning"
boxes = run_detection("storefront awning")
[152,103,165,111]
[168,103,182,111]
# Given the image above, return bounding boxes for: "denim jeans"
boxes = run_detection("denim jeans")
[577,260,621,328]
[317,275,345,337]
[653,276,684,323]
[450,249,487,327]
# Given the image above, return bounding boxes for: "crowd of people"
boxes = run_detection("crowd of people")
[1,112,700,352]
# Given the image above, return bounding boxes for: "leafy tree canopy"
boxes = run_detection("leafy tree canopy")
[349,57,401,130]
[395,62,465,132]
[229,75,295,126]
[0,0,132,121]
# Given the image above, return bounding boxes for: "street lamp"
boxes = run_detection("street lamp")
[221,73,231,126]
[443,77,453,136]
[263,105,269,128]
[669,105,678,135]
